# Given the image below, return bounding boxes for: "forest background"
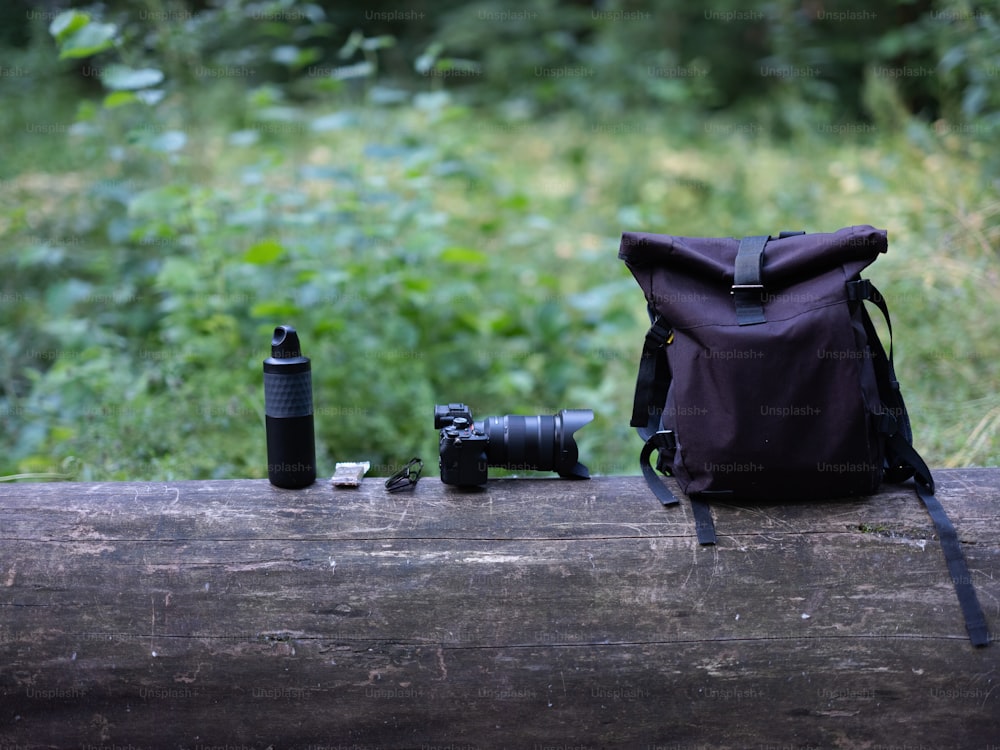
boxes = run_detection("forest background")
[1,0,997,482]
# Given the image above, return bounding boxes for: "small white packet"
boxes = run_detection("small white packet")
[331,461,370,487]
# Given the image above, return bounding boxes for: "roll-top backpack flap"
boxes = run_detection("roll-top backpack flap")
[618,226,888,329]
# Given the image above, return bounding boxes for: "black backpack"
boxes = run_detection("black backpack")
[620,226,990,647]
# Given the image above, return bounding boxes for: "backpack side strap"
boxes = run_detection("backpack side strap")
[630,314,672,431]
[639,430,679,507]
[689,497,717,545]
[854,279,990,646]
[882,423,991,647]
[631,312,678,506]
[637,430,718,544]
[631,316,718,545]
[848,278,914,481]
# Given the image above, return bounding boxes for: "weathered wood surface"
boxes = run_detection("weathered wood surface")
[0,470,997,749]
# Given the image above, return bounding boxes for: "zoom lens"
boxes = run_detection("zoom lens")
[481,409,593,479]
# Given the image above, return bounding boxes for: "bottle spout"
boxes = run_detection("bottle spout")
[271,325,301,359]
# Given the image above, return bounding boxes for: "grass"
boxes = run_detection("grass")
[1,75,998,482]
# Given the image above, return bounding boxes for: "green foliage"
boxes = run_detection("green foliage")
[50,9,118,59]
[426,0,1000,129]
[7,0,1000,126]
[0,0,997,483]
[931,2,1000,126]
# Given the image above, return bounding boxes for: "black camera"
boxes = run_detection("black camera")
[434,403,593,486]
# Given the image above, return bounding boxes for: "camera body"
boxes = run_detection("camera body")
[437,405,490,486]
[434,402,593,487]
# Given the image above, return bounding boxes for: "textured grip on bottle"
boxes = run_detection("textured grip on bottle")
[264,371,313,418]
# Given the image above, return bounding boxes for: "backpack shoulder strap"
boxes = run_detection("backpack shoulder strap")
[847,278,914,481]
[630,314,718,545]
[629,311,672,434]
[884,426,991,646]
[630,313,679,506]
[850,279,990,647]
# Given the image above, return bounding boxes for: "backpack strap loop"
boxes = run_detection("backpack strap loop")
[732,235,770,325]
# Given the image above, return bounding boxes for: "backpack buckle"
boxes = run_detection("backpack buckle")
[730,283,765,295]
[878,411,898,436]
[645,317,673,349]
[846,278,873,301]
[651,429,677,452]
[648,430,677,477]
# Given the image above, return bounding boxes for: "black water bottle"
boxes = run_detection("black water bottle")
[263,325,316,488]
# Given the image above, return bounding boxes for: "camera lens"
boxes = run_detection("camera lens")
[481,409,593,478]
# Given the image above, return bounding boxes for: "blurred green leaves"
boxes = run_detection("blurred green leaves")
[101,65,165,91]
[244,239,286,265]
[50,10,117,59]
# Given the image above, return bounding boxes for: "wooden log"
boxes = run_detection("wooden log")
[0,470,997,749]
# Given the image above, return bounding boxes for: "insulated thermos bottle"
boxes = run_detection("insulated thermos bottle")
[263,325,316,488]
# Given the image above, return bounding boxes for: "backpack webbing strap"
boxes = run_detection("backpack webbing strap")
[853,278,989,645]
[690,498,717,545]
[630,315,672,430]
[639,431,679,507]
[849,278,915,481]
[732,235,770,326]
[882,425,991,647]
[638,434,717,545]
[847,278,896,364]
[632,316,718,545]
